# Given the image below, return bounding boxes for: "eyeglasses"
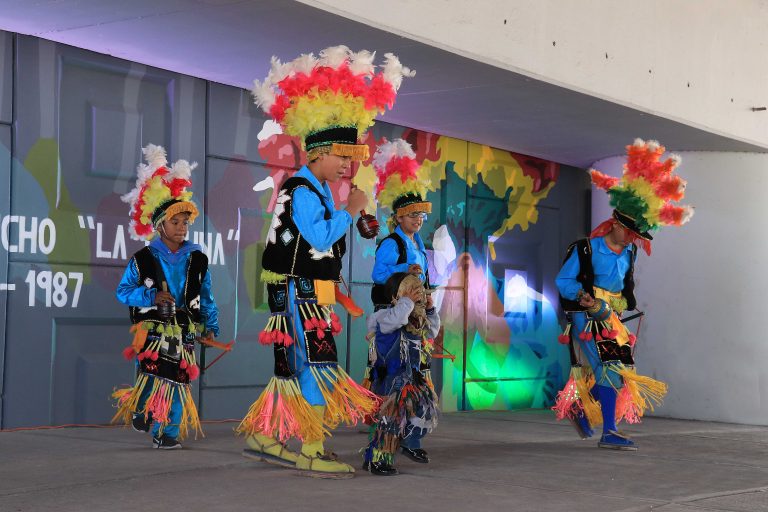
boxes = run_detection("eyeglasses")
[404,212,428,219]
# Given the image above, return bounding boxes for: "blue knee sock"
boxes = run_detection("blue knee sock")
[595,385,618,434]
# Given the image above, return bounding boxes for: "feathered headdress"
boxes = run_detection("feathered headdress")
[251,45,415,161]
[589,138,693,253]
[372,138,432,228]
[121,144,199,241]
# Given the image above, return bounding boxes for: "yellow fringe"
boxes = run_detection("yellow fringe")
[573,366,602,427]
[394,201,433,217]
[111,373,202,440]
[330,143,369,161]
[161,200,199,224]
[111,373,150,426]
[615,365,668,415]
[236,377,328,443]
[178,386,204,440]
[309,366,380,429]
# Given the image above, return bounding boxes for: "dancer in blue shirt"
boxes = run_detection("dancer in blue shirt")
[112,144,219,450]
[553,139,693,450]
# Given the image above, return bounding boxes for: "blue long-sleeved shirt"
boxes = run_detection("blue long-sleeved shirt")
[372,226,428,285]
[291,166,352,252]
[116,238,220,336]
[555,236,633,301]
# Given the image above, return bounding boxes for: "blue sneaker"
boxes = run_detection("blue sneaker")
[598,430,637,451]
[569,410,594,439]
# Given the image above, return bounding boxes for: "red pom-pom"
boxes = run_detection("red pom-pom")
[180,359,188,369]
[268,330,278,342]
[628,334,637,346]
[122,346,136,361]
[601,328,610,338]
[137,351,147,361]
[557,334,569,344]
[283,334,294,347]
[330,312,340,323]
[316,328,325,340]
[584,332,594,341]
[150,351,159,361]
[187,364,200,381]
[304,319,313,331]
[578,331,587,341]
[258,331,269,345]
[609,330,619,339]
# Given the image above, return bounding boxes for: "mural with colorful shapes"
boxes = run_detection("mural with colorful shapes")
[254,120,571,413]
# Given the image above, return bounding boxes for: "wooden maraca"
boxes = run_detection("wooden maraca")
[356,209,379,239]
[349,181,379,239]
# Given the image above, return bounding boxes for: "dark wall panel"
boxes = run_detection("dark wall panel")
[0,31,11,125]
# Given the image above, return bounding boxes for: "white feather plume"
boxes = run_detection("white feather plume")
[127,224,140,241]
[135,162,155,184]
[169,159,197,180]
[269,56,292,84]
[349,49,376,76]
[381,53,415,91]
[142,143,167,170]
[372,138,417,172]
[120,188,139,206]
[318,45,350,68]
[292,52,317,75]
[680,205,695,224]
[252,79,275,111]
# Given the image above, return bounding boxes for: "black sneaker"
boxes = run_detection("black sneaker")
[153,434,182,450]
[362,459,398,476]
[131,414,150,433]
[401,447,429,463]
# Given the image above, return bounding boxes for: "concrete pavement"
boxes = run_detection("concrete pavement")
[1,410,766,512]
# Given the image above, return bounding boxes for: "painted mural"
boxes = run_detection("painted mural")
[253,122,569,413]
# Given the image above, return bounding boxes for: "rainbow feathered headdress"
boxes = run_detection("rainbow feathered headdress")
[251,45,415,161]
[373,138,432,226]
[590,138,693,247]
[121,144,199,241]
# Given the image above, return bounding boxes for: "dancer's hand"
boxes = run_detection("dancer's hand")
[154,291,175,305]
[345,188,368,215]
[402,287,424,304]
[407,264,423,275]
[426,294,434,310]
[578,292,595,308]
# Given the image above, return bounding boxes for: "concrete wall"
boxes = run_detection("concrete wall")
[591,151,768,426]
[301,0,768,149]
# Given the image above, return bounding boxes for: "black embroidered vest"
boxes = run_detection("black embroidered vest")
[262,176,346,281]
[128,246,208,325]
